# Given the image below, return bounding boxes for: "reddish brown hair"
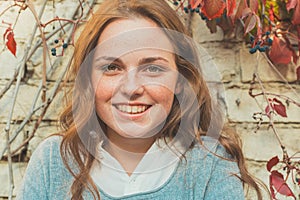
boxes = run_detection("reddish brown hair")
[59,0,265,199]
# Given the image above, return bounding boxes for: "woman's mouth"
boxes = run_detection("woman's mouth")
[114,104,151,114]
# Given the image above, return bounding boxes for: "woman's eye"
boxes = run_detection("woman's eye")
[101,64,121,73]
[144,65,164,73]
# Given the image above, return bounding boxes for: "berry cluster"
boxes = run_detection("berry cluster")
[51,39,68,56]
[183,6,200,14]
[249,31,273,54]
[172,0,203,16]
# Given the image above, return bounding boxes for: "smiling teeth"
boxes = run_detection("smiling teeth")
[116,105,148,114]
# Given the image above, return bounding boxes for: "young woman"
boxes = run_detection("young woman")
[17,0,264,199]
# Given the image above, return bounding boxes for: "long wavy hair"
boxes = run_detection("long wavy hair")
[59,0,265,199]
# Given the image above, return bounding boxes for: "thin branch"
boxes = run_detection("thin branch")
[0,41,71,160]
[41,17,77,29]
[12,5,22,30]
[4,127,14,200]
[250,91,300,107]
[0,0,95,160]
[0,69,19,99]
[250,73,286,150]
[3,0,47,129]
[0,4,17,19]
[10,54,73,156]
[26,21,71,60]
[262,53,300,99]
[0,0,47,100]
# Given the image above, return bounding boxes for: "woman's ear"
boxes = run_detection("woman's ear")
[175,81,183,94]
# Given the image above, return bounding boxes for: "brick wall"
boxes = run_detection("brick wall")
[0,1,299,199]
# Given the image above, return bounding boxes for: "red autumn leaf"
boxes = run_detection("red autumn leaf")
[3,27,11,42]
[273,103,287,117]
[226,0,236,16]
[286,0,298,11]
[265,104,271,118]
[292,0,300,25]
[297,66,300,80]
[268,36,293,65]
[272,98,287,117]
[244,14,257,35]
[241,7,252,18]
[256,15,262,37]
[189,0,203,9]
[233,0,248,21]
[6,31,17,56]
[270,171,296,199]
[269,175,277,199]
[269,4,275,24]
[249,0,259,13]
[266,156,279,172]
[201,0,226,19]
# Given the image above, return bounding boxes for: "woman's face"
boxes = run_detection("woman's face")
[91,17,180,140]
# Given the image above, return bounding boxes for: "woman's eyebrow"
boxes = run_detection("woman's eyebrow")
[138,57,169,65]
[94,56,122,63]
[94,56,169,65]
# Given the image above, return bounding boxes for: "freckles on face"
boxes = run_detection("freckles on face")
[90,18,179,139]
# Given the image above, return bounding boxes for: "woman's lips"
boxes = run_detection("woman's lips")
[113,104,152,115]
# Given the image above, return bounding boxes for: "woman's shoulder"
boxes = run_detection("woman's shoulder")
[35,135,62,150]
[182,136,240,181]
[29,135,63,163]
[26,135,68,181]
[188,136,232,159]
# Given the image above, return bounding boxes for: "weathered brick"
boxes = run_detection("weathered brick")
[238,125,300,161]
[0,83,39,122]
[0,124,26,158]
[200,43,239,83]
[0,51,20,79]
[0,0,299,199]
[225,87,300,123]
[27,123,59,157]
[191,15,224,43]
[239,45,297,82]
[0,162,27,197]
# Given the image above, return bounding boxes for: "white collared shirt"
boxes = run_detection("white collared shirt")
[90,139,185,197]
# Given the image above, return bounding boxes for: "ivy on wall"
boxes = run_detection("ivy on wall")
[0,0,299,199]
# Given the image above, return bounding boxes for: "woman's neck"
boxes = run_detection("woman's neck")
[104,130,156,176]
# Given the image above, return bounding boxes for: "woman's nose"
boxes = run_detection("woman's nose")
[120,69,144,98]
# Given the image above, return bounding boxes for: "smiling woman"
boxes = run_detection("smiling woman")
[16,0,265,200]
[91,19,179,141]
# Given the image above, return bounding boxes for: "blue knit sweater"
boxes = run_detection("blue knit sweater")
[16,136,245,200]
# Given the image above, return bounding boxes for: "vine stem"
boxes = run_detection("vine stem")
[261,53,300,99]
[251,72,286,153]
[0,0,96,161]
[7,0,97,154]
[41,17,76,28]
[10,54,73,156]
[250,91,300,107]
[1,53,68,160]
[0,0,48,100]
[0,69,19,99]
[0,4,17,18]
[4,127,14,200]
[1,0,47,133]
[2,1,47,198]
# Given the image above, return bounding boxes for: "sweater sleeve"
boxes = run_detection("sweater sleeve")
[16,136,61,200]
[203,144,245,200]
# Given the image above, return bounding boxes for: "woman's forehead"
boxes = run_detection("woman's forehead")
[94,18,174,57]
